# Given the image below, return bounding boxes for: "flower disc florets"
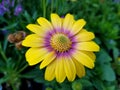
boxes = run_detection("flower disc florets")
[50,33,72,52]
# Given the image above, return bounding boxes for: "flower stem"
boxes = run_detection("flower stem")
[11,83,16,90]
[42,0,46,17]
[0,43,7,62]
[17,64,28,74]
[51,0,53,13]
[56,0,59,13]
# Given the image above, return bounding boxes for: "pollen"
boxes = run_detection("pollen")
[50,33,72,52]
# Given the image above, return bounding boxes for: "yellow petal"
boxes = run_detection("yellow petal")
[76,41,100,51]
[55,58,66,83]
[71,19,86,34]
[26,24,45,35]
[22,34,44,47]
[63,56,76,81]
[76,31,95,42]
[72,59,85,78]
[63,13,74,30]
[37,17,53,31]
[61,18,64,23]
[81,51,96,62]
[45,60,57,81]
[72,50,94,69]
[51,13,62,29]
[25,47,48,65]
[40,51,56,69]
[79,29,87,33]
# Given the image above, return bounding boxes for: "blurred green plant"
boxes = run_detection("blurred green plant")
[0,0,120,90]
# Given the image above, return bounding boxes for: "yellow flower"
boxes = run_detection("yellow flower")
[22,13,100,83]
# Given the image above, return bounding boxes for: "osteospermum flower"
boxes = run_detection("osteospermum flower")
[22,13,100,83]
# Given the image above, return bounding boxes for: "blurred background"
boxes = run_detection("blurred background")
[0,0,120,90]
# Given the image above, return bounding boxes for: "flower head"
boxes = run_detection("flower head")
[0,0,23,16]
[22,13,100,83]
[0,3,9,16]
[14,4,22,16]
[8,31,27,50]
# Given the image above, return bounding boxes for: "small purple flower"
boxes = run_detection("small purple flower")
[1,0,10,6]
[14,4,22,16]
[11,0,15,7]
[0,4,8,16]
[0,0,23,16]
[0,0,11,16]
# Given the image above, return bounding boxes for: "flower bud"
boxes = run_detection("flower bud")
[7,31,27,50]
[72,80,82,90]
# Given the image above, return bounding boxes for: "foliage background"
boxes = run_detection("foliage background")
[0,0,120,90]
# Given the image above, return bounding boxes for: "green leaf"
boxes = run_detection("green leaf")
[0,76,9,84]
[113,47,119,60]
[23,11,32,23]
[21,66,42,79]
[105,85,116,90]
[2,23,18,30]
[59,82,72,90]
[80,79,92,87]
[92,79,105,90]
[100,64,116,81]
[97,49,112,64]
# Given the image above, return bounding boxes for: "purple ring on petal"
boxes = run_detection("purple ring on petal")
[43,28,77,55]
